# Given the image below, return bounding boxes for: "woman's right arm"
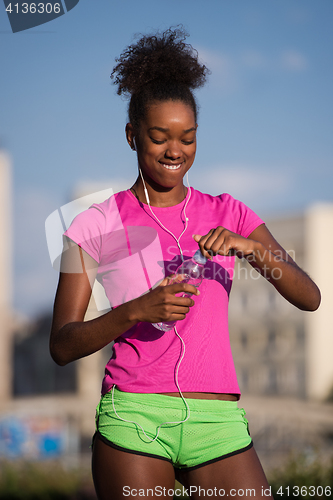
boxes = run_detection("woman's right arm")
[50,242,198,366]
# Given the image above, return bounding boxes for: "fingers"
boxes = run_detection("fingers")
[193,227,230,259]
[159,276,171,287]
[157,279,200,297]
[167,282,200,298]
[136,281,198,324]
[193,228,246,258]
[192,231,213,259]
[158,283,197,320]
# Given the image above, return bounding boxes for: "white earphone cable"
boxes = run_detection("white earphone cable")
[112,160,192,441]
[111,325,190,442]
[138,167,191,261]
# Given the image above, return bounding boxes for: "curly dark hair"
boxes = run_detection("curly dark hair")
[111,26,210,129]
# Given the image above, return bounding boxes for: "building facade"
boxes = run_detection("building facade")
[229,207,333,401]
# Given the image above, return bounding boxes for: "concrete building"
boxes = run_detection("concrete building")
[229,206,333,402]
[0,151,13,403]
[305,204,333,400]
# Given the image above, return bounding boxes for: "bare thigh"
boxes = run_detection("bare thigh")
[177,447,273,500]
[91,433,176,500]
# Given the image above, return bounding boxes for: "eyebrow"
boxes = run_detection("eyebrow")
[148,126,197,133]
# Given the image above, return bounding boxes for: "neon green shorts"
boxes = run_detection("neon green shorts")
[94,388,252,470]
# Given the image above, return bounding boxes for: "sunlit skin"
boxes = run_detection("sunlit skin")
[126,100,197,207]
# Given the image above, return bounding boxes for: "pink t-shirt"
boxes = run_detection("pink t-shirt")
[64,188,264,396]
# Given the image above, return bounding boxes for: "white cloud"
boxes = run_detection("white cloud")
[241,50,268,69]
[190,164,294,212]
[198,48,231,73]
[279,50,308,72]
[197,46,309,94]
[197,47,238,94]
[285,6,311,25]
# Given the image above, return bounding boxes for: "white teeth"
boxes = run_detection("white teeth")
[161,163,182,170]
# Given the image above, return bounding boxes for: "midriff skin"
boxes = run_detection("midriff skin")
[160,392,239,401]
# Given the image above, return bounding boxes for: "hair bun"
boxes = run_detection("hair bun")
[111,26,209,97]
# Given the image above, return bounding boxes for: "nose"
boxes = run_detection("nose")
[165,141,182,160]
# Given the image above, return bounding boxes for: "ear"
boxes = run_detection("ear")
[125,123,136,151]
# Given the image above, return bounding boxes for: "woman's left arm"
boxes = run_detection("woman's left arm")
[193,224,321,312]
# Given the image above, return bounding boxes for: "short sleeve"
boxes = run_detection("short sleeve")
[219,193,265,238]
[64,205,106,263]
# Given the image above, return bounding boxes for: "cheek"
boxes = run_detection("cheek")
[143,143,163,157]
[188,144,197,158]
[138,149,157,165]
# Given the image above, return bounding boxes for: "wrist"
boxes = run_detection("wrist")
[125,298,142,324]
[246,240,265,263]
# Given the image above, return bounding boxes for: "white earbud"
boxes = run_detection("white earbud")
[183,172,190,223]
[138,168,151,205]
[132,137,137,151]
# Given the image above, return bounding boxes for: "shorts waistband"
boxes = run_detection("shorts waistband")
[104,387,239,412]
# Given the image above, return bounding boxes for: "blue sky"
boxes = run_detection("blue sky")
[0,0,332,317]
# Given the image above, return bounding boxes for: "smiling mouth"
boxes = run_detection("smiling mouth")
[159,162,183,170]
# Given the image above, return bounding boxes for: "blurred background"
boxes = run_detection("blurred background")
[0,0,333,497]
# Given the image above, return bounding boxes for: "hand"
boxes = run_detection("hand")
[130,279,200,324]
[193,227,258,260]
[194,224,321,312]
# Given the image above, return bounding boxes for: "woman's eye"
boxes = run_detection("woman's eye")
[150,138,165,145]
[150,137,195,145]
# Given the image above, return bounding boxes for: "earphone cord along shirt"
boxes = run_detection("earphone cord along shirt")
[64,188,264,396]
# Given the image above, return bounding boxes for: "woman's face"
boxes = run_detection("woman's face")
[127,100,197,191]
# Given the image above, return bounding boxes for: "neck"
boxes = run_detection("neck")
[131,177,188,208]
